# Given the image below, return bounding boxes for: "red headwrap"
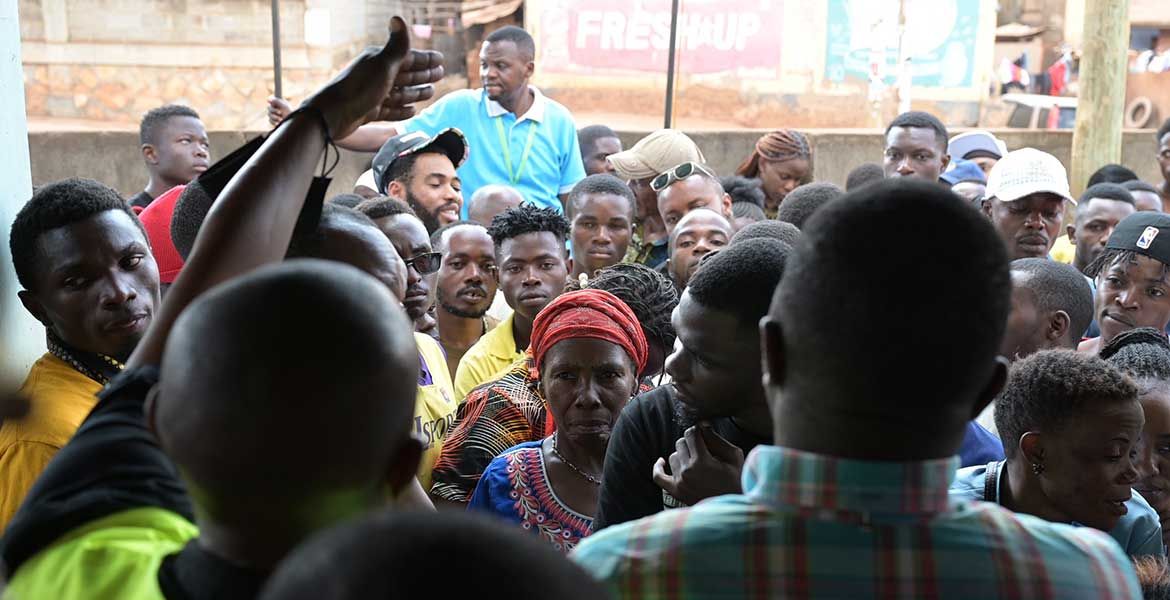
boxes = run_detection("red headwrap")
[530,289,648,376]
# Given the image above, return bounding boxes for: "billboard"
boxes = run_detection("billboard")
[536,0,785,76]
[824,0,982,88]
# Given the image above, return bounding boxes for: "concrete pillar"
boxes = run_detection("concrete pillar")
[1,2,45,389]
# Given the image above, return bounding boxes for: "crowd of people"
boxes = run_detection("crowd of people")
[6,17,1170,599]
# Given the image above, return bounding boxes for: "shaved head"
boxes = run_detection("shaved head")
[468,185,524,227]
[156,260,419,526]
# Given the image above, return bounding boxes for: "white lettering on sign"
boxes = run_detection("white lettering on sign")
[575,11,762,53]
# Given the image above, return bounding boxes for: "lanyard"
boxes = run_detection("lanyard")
[495,117,538,184]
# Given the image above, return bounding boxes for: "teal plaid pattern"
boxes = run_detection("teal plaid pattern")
[573,446,1141,599]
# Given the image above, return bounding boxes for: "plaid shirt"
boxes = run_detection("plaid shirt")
[573,445,1141,599]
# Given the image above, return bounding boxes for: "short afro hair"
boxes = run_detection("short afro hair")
[485,26,535,61]
[1123,180,1160,195]
[487,203,570,250]
[719,176,765,209]
[995,349,1137,458]
[355,196,417,221]
[1010,258,1094,348]
[845,162,885,191]
[774,179,1010,411]
[566,174,635,220]
[430,220,485,254]
[578,124,618,157]
[285,204,382,260]
[776,182,844,229]
[1078,182,1135,208]
[687,237,790,328]
[730,220,801,246]
[384,153,422,188]
[885,111,949,153]
[584,263,678,361]
[329,193,366,209]
[1159,118,1170,144]
[139,104,201,146]
[10,178,145,291]
[731,202,766,223]
[1101,327,1170,384]
[1087,164,1139,187]
[257,511,605,600]
[170,182,215,260]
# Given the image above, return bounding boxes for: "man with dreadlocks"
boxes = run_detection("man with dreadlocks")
[1080,212,1170,356]
[735,129,812,218]
[431,263,678,507]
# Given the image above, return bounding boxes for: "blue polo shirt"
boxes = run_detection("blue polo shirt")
[403,87,586,215]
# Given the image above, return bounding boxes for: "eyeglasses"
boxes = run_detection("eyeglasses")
[404,252,442,275]
[650,162,717,193]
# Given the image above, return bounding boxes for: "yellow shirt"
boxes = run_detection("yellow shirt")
[1050,234,1075,264]
[452,313,526,402]
[0,353,103,530]
[414,333,457,491]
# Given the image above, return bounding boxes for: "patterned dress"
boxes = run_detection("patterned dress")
[468,441,593,553]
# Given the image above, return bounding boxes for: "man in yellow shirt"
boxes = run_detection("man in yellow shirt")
[1,178,160,529]
[452,204,571,399]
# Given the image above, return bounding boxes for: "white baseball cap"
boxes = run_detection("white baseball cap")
[985,148,1074,204]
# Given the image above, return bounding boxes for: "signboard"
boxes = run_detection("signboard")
[824,0,981,88]
[536,0,784,76]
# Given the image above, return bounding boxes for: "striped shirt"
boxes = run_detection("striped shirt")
[572,445,1141,599]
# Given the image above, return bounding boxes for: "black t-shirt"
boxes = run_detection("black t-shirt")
[593,385,771,531]
[0,367,267,599]
[127,190,154,209]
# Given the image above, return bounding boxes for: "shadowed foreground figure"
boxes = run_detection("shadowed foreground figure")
[574,179,1142,599]
[258,511,604,600]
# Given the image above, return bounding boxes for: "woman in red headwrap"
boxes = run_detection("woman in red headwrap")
[468,289,647,553]
[735,129,813,218]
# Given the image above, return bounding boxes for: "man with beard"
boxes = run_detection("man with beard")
[371,128,468,233]
[983,148,1075,261]
[593,238,788,529]
[1,179,160,529]
[666,208,732,292]
[357,198,442,335]
[452,204,571,400]
[430,221,501,377]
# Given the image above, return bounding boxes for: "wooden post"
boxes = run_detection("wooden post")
[1069,0,1129,197]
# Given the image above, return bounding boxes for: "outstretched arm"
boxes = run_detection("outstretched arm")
[129,17,442,370]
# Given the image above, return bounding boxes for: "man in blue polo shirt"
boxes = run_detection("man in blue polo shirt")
[404,26,583,214]
[269,27,584,215]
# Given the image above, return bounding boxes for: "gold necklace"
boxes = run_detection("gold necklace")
[551,434,600,485]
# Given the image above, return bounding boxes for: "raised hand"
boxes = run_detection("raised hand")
[652,425,745,506]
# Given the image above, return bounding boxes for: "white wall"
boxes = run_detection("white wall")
[1,0,46,388]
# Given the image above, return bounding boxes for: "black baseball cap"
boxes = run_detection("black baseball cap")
[1105,211,1170,265]
[371,128,468,195]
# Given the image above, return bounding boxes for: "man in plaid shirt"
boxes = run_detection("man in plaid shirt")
[573,179,1141,599]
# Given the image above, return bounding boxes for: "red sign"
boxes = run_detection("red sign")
[536,0,784,75]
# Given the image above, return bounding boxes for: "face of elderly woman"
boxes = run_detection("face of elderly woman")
[541,338,639,449]
[1034,399,1144,532]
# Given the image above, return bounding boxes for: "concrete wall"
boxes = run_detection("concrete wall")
[27,128,1164,201]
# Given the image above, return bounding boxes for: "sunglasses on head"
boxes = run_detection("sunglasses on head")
[404,251,442,275]
[650,162,716,193]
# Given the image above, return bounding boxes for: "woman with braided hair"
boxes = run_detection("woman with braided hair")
[1103,327,1170,548]
[735,129,812,217]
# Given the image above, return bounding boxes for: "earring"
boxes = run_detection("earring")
[1031,462,1045,475]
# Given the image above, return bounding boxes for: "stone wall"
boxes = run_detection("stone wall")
[27,128,1163,202]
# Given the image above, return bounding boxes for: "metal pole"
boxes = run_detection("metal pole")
[271,0,283,98]
[663,0,681,129]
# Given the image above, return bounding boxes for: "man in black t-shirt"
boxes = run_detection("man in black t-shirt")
[594,238,791,530]
[126,105,210,209]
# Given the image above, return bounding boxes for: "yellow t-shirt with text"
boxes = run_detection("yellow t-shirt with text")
[414,333,457,491]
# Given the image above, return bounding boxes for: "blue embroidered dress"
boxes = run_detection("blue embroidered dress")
[468,440,593,553]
